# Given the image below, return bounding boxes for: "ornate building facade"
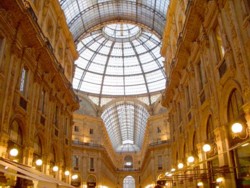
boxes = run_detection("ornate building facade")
[161,0,250,187]
[0,0,249,188]
[0,0,79,187]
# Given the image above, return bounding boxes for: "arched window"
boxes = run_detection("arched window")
[50,147,57,174]
[193,132,197,152]
[206,115,214,141]
[33,136,43,170]
[123,176,135,188]
[227,89,243,122]
[8,120,23,161]
[72,155,79,170]
[183,144,186,158]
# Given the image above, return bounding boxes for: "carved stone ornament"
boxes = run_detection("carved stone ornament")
[0,9,15,28]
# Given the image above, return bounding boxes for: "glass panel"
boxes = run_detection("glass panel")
[101,101,149,152]
[60,0,170,41]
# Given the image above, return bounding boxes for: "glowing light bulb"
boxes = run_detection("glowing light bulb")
[52,165,59,172]
[178,163,184,169]
[187,156,195,163]
[203,144,211,152]
[216,177,223,183]
[65,170,70,176]
[197,181,203,186]
[35,159,43,166]
[231,122,243,133]
[9,148,18,157]
[72,174,78,180]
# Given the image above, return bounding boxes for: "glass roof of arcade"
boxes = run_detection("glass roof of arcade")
[59,0,170,152]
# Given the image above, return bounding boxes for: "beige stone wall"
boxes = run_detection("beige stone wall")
[72,113,118,188]
[162,0,250,187]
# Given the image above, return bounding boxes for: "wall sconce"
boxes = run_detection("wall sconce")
[216,177,224,184]
[202,143,212,152]
[52,165,59,172]
[64,170,70,176]
[202,142,217,156]
[165,172,172,177]
[72,174,78,180]
[171,168,176,172]
[9,148,19,157]
[187,156,195,163]
[197,181,203,187]
[231,122,249,139]
[177,162,184,169]
[35,159,43,166]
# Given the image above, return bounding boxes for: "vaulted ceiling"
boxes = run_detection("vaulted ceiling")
[60,0,169,152]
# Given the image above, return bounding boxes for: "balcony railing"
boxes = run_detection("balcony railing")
[72,140,103,148]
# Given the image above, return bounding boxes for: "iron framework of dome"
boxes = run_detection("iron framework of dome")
[60,0,169,153]
[73,23,166,107]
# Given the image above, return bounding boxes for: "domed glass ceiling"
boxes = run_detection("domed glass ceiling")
[59,0,170,42]
[60,0,170,153]
[73,23,166,106]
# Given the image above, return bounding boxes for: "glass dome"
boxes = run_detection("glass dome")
[73,23,166,106]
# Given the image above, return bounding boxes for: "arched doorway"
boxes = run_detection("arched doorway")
[123,176,135,188]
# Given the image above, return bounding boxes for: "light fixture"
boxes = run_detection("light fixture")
[52,165,59,172]
[231,122,249,139]
[242,142,249,147]
[35,159,43,166]
[171,168,176,172]
[197,181,203,186]
[64,170,70,176]
[231,122,243,134]
[72,174,78,180]
[187,156,195,163]
[165,172,169,176]
[177,163,184,169]
[203,144,211,152]
[216,177,224,183]
[9,148,18,157]
[125,162,132,166]
[166,173,172,177]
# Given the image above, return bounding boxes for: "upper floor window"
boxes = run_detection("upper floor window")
[89,128,94,135]
[157,127,161,133]
[74,126,79,132]
[198,61,206,91]
[64,118,69,136]
[158,155,163,170]
[214,25,225,61]
[72,155,79,170]
[90,157,94,170]
[206,115,214,141]
[39,89,45,114]
[54,106,59,127]
[19,67,28,96]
